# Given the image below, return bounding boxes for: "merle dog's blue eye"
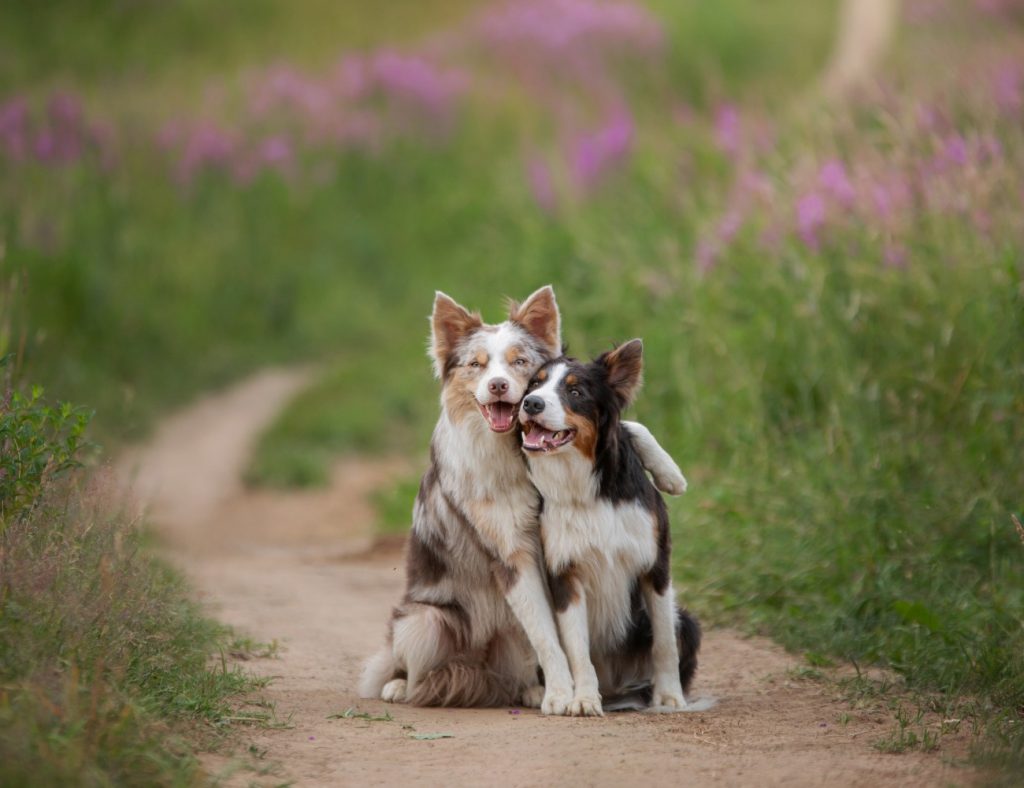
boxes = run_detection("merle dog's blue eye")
[469,361,481,368]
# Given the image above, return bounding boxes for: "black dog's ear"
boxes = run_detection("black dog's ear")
[508,285,561,356]
[430,291,482,379]
[597,338,644,408]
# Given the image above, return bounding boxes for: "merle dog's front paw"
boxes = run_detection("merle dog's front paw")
[541,685,573,716]
[653,468,688,496]
[520,684,545,708]
[381,678,407,703]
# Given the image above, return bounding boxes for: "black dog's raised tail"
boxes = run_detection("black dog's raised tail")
[677,608,702,695]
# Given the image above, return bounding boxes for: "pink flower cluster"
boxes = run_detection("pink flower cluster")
[473,0,661,93]
[0,93,116,169]
[159,51,468,185]
[696,118,1013,272]
[153,0,662,189]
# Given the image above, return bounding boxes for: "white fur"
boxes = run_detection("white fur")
[643,580,688,708]
[556,588,604,717]
[529,449,659,650]
[381,678,407,703]
[524,363,569,428]
[624,421,688,495]
[474,323,534,408]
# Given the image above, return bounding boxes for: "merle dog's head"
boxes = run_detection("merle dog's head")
[518,339,644,459]
[429,286,562,434]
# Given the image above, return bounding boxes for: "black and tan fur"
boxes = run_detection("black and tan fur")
[519,339,700,715]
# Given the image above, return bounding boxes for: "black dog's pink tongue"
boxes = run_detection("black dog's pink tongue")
[487,402,515,432]
[522,423,556,449]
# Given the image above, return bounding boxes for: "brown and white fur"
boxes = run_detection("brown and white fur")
[358,288,688,714]
[519,339,700,716]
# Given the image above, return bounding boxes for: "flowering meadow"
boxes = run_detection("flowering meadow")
[2,0,1023,776]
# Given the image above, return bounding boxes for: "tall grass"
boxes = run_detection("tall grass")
[2,0,1022,775]
[0,380,264,785]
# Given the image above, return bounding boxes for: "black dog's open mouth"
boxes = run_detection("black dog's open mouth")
[479,401,519,433]
[521,420,576,452]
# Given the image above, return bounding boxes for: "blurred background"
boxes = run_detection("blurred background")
[1,0,1022,773]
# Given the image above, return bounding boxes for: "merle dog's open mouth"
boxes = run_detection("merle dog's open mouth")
[479,401,519,433]
[521,420,576,452]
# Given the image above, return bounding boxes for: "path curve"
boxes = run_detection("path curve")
[822,0,901,96]
[118,369,975,787]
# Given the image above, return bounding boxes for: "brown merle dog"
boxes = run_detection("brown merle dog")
[359,290,688,713]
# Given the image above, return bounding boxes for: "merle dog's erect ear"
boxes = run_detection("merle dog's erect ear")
[598,338,644,409]
[508,285,561,356]
[430,291,482,378]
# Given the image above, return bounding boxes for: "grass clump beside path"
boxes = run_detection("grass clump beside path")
[0,376,264,786]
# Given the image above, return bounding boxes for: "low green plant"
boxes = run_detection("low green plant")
[0,381,266,785]
[0,359,90,525]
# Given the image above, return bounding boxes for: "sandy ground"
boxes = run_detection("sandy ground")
[117,370,977,787]
[822,0,900,96]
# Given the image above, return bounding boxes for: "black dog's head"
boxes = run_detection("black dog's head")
[518,339,644,460]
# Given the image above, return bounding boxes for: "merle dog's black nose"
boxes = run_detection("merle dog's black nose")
[522,395,545,416]
[488,377,509,396]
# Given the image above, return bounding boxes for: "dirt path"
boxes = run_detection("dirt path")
[822,0,901,97]
[118,370,976,787]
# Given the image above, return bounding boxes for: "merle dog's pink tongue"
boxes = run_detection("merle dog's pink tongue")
[486,402,515,432]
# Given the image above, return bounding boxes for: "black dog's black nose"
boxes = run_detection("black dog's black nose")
[522,395,545,416]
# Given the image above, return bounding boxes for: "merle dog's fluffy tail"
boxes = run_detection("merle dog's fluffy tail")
[677,608,701,694]
[408,658,518,708]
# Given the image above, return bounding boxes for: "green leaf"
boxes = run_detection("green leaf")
[891,600,943,633]
[409,732,454,740]
[327,707,393,722]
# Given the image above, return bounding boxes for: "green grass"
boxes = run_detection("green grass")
[3,0,1023,779]
[0,479,269,786]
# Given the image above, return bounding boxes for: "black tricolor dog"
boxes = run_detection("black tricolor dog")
[518,339,700,715]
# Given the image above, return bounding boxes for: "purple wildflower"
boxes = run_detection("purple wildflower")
[993,63,1022,114]
[717,208,744,245]
[694,237,718,273]
[527,156,557,213]
[174,121,237,184]
[870,176,911,223]
[475,0,663,60]
[713,103,741,156]
[0,96,30,162]
[819,159,856,206]
[258,135,293,168]
[796,192,827,250]
[883,242,908,268]
[942,134,969,166]
[569,106,634,188]
[368,50,466,118]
